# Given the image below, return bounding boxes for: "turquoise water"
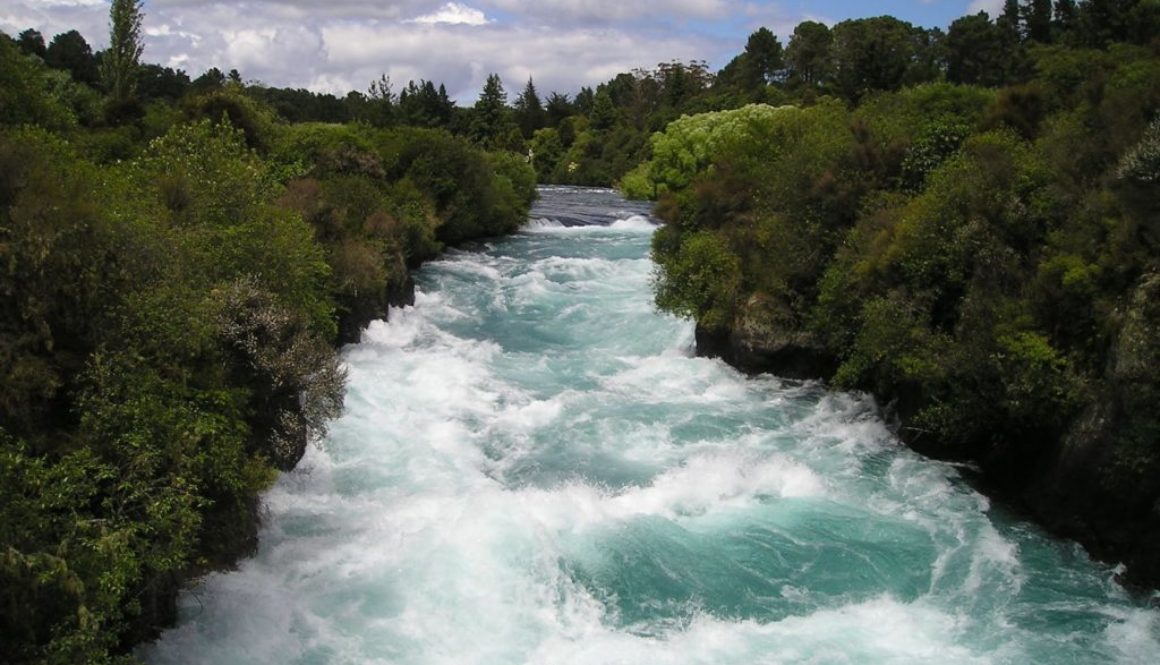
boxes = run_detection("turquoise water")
[143,187,1159,664]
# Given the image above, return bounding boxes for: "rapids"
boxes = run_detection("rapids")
[142,187,1159,664]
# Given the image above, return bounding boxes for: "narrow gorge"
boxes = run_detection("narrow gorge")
[142,188,1159,665]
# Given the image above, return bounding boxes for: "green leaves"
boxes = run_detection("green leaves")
[652,229,741,331]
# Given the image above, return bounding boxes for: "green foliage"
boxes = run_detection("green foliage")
[618,160,655,200]
[645,104,795,193]
[1,59,531,661]
[648,19,1160,490]
[0,129,123,438]
[652,229,742,330]
[471,73,518,150]
[900,121,971,191]
[1115,116,1160,183]
[785,21,833,89]
[389,127,535,243]
[0,36,77,131]
[100,0,145,114]
[831,16,924,103]
[44,30,98,87]
[182,86,282,152]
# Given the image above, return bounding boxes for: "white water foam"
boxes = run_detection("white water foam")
[523,214,657,234]
[143,188,1158,665]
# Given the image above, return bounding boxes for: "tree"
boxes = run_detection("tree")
[513,77,545,138]
[101,0,145,116]
[906,27,947,85]
[0,36,76,130]
[397,79,454,128]
[946,12,1007,86]
[1076,0,1135,46]
[16,29,46,59]
[998,0,1024,43]
[364,73,395,127]
[741,27,784,90]
[785,21,833,89]
[590,88,617,131]
[831,17,918,103]
[192,66,225,91]
[138,63,191,101]
[545,91,573,127]
[45,30,99,86]
[471,73,515,149]
[1054,0,1079,41]
[1024,0,1055,42]
[574,86,595,114]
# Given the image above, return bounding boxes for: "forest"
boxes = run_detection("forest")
[630,0,1160,601]
[1,3,535,662]
[2,0,1159,662]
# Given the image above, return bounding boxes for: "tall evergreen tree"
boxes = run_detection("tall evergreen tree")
[101,0,145,107]
[785,21,833,88]
[1077,0,1135,46]
[574,86,595,114]
[1024,0,1055,42]
[513,77,546,139]
[998,0,1024,42]
[741,27,784,90]
[365,73,395,127]
[398,79,455,128]
[1053,0,1080,42]
[590,88,617,131]
[472,73,516,148]
[545,92,573,128]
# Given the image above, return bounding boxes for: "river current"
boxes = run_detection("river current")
[143,187,1159,664]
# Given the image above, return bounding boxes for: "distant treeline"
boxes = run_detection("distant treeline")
[13,1,1155,192]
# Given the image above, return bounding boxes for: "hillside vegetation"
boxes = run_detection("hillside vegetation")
[632,3,1160,586]
[0,22,534,664]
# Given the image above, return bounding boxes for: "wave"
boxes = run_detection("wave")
[524,214,658,234]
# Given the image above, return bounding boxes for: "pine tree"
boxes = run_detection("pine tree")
[590,88,617,131]
[998,0,1024,43]
[472,73,515,148]
[513,77,545,139]
[785,21,833,88]
[364,74,395,127]
[1053,0,1079,42]
[741,27,784,90]
[1023,0,1054,42]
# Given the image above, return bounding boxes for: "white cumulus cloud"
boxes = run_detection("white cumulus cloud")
[408,2,491,26]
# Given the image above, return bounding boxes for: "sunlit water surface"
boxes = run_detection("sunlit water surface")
[143,187,1159,664]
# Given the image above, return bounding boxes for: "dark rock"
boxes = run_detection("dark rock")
[336,272,417,346]
[695,293,838,380]
[1021,273,1160,588]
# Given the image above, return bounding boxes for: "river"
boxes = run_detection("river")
[142,186,1159,664]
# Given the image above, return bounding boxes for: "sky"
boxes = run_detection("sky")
[2,1,1008,102]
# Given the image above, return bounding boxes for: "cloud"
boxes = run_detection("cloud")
[484,0,730,24]
[2,0,731,102]
[967,0,1004,16]
[408,2,491,26]
[319,19,719,101]
[15,0,988,103]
